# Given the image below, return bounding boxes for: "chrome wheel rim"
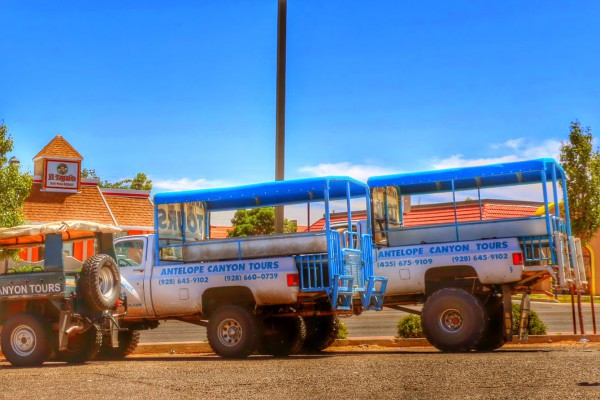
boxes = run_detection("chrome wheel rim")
[11,325,37,357]
[99,266,117,300]
[439,309,463,333]
[217,318,243,347]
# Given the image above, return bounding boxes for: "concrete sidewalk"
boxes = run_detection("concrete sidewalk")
[133,333,600,354]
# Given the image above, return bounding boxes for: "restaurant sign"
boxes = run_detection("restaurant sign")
[44,159,80,192]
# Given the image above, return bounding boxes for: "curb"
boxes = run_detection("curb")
[132,334,600,355]
[1,334,598,358]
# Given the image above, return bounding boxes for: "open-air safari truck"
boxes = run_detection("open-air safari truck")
[0,221,123,367]
[367,158,590,351]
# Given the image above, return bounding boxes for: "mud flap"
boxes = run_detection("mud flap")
[109,318,120,348]
[502,285,513,342]
[58,310,72,351]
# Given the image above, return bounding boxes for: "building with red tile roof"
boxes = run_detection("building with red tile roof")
[19,135,153,262]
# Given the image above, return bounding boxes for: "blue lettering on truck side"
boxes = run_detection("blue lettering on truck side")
[157,259,283,286]
[376,239,516,269]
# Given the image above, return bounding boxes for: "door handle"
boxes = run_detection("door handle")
[133,268,145,273]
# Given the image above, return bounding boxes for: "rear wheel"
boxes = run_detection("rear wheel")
[1,312,52,367]
[302,315,340,352]
[207,305,258,358]
[421,288,485,352]
[98,330,141,359]
[261,316,306,357]
[79,254,121,312]
[473,295,506,351]
[55,324,102,364]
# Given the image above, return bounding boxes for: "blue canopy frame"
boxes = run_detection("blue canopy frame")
[368,158,572,249]
[153,175,372,245]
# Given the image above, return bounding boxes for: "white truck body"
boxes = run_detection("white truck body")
[117,234,298,319]
[375,237,523,294]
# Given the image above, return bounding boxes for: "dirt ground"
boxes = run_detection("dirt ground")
[1,343,599,400]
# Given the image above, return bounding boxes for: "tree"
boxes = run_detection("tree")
[559,120,600,245]
[130,173,152,191]
[0,123,33,258]
[81,168,100,180]
[82,169,152,191]
[228,207,297,237]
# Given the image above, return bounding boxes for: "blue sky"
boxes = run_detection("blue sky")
[2,0,600,194]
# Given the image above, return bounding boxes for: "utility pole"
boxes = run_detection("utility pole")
[275,0,287,233]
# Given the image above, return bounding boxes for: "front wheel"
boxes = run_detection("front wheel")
[421,288,485,352]
[98,330,141,359]
[1,312,52,367]
[207,305,258,358]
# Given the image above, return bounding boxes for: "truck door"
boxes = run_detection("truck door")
[114,237,150,317]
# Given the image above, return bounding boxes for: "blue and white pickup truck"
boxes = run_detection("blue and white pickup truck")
[366,158,587,351]
[112,177,387,358]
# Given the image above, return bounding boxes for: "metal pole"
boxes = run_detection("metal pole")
[577,289,585,334]
[590,288,597,334]
[274,0,287,234]
[570,286,577,334]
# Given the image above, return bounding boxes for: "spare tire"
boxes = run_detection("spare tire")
[79,254,121,312]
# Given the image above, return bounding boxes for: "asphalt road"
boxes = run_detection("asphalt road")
[138,301,599,343]
[1,345,599,399]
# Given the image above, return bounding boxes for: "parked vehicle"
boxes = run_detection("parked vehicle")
[0,221,123,366]
[112,177,387,358]
[366,158,586,351]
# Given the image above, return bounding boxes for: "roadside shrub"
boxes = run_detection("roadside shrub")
[337,320,348,339]
[394,303,548,338]
[512,303,547,335]
[396,314,424,338]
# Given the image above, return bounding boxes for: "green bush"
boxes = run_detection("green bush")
[396,314,424,338]
[512,303,547,335]
[394,303,548,339]
[337,320,348,339]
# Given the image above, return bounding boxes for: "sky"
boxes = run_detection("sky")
[2,0,600,199]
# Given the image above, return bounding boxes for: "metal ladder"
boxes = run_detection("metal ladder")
[569,237,588,290]
[329,231,389,311]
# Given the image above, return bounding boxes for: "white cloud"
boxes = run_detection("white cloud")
[430,154,520,170]
[153,177,235,192]
[429,138,561,170]
[298,162,398,182]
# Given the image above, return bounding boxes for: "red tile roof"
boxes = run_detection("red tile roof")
[33,135,83,160]
[24,183,116,225]
[103,195,154,228]
[210,226,232,239]
[306,200,541,231]
[404,201,539,226]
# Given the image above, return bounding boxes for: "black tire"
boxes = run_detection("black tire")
[421,288,486,352]
[1,312,52,367]
[55,324,102,364]
[98,330,141,359]
[261,316,306,357]
[302,315,340,352]
[80,254,121,312]
[473,295,506,351]
[207,305,258,358]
